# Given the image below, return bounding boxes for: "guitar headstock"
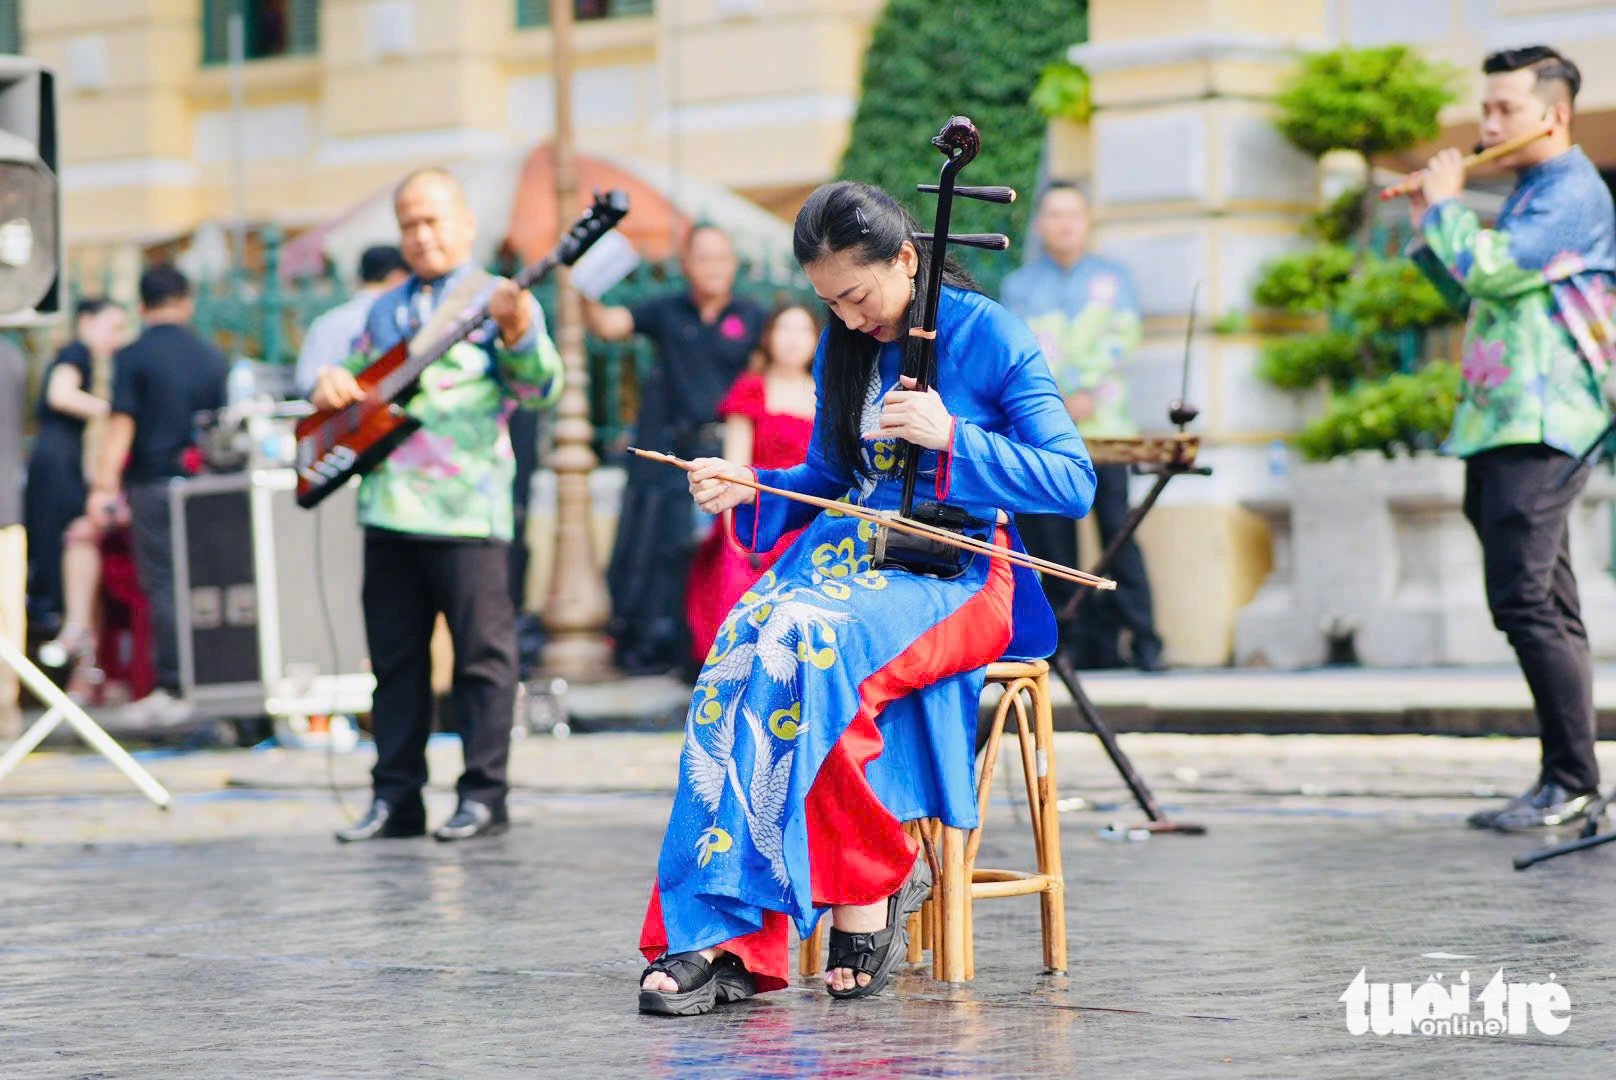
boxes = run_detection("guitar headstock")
[931,116,981,169]
[560,189,631,265]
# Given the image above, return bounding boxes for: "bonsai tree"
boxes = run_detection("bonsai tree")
[1246,45,1464,458]
[1273,45,1458,250]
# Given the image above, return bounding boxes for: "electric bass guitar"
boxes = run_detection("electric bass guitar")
[293,189,630,509]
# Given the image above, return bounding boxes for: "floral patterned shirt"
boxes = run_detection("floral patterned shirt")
[1000,253,1143,439]
[341,264,563,540]
[1410,146,1616,459]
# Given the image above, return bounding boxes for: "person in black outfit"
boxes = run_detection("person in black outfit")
[89,266,227,722]
[24,299,128,633]
[582,226,765,676]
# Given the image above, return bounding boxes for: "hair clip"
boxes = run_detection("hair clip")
[854,207,871,236]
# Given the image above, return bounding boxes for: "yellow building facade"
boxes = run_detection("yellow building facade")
[17,0,878,255]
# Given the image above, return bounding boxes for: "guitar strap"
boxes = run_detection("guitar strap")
[407,267,495,359]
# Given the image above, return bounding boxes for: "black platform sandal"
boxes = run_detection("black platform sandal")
[825,859,933,1001]
[638,951,757,1017]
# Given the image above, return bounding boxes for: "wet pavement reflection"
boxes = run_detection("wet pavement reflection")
[3,770,1616,1076]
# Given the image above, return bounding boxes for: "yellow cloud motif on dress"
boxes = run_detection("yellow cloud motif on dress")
[768,701,807,740]
[795,626,838,670]
[695,826,732,868]
[692,684,723,725]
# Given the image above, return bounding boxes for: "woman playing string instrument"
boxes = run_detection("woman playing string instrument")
[636,178,1096,1015]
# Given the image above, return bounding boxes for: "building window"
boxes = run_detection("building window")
[0,0,20,55]
[516,0,653,29]
[203,0,319,65]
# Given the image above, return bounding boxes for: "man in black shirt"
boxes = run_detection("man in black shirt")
[90,265,227,720]
[583,226,764,675]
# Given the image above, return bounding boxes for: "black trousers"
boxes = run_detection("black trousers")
[363,531,518,812]
[1020,463,1160,667]
[1464,444,1599,793]
[127,480,179,692]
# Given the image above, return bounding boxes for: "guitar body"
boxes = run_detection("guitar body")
[293,340,422,509]
[291,189,630,511]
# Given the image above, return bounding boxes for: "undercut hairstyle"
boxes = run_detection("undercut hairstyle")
[393,166,468,207]
[1484,46,1581,111]
[358,245,408,284]
[138,264,190,310]
[792,180,977,480]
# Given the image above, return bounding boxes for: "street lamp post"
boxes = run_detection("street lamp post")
[540,0,614,681]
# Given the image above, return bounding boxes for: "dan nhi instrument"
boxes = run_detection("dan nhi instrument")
[630,448,1116,591]
[1378,125,1555,201]
[293,190,631,509]
[877,114,1016,578]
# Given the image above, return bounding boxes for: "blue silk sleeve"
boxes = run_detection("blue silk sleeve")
[940,304,1097,518]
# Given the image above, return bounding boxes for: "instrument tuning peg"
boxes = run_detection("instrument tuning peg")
[910,231,1011,251]
[916,184,1017,204]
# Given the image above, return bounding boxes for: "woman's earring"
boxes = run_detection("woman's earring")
[910,277,917,302]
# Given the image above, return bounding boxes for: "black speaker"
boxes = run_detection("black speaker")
[0,56,60,327]
[171,470,373,720]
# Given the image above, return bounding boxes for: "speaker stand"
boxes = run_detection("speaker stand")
[0,635,171,808]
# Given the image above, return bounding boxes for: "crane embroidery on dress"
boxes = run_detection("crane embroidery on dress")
[684,695,795,888]
[702,592,852,685]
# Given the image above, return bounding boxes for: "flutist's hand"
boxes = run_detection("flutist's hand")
[688,457,757,514]
[1419,148,1465,208]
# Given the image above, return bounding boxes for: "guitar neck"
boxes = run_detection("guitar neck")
[383,251,562,396]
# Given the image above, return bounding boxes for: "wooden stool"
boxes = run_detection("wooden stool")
[796,659,1067,983]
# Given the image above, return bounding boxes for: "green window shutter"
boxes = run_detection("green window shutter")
[614,0,653,15]
[516,0,547,27]
[201,0,230,65]
[0,0,19,55]
[289,0,319,55]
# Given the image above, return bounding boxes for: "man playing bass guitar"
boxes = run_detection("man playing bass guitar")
[311,168,563,843]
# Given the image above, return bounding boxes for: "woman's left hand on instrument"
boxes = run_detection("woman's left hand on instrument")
[687,456,757,514]
[865,375,954,450]
[1419,148,1465,206]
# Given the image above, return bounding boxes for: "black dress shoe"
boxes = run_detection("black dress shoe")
[1467,781,1544,829]
[433,801,509,842]
[335,798,426,843]
[1491,782,1598,832]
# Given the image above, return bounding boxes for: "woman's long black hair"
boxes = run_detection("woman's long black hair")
[792,181,977,480]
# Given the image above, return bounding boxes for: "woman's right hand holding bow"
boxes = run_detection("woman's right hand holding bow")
[687,457,757,514]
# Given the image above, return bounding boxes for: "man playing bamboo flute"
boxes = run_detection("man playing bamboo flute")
[1407,46,1616,832]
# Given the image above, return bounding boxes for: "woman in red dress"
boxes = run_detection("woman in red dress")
[685,303,819,665]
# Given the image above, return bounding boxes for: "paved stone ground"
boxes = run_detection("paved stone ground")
[3,731,1616,1078]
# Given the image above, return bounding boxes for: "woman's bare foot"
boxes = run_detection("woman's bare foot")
[642,947,724,992]
[825,899,886,993]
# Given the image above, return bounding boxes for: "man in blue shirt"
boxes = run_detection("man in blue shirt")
[293,246,408,396]
[1001,182,1163,671]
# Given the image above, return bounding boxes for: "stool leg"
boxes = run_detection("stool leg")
[1034,672,1068,974]
[799,919,823,977]
[906,910,923,964]
[940,825,967,982]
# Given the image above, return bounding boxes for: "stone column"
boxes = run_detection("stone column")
[1071,2,1331,665]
